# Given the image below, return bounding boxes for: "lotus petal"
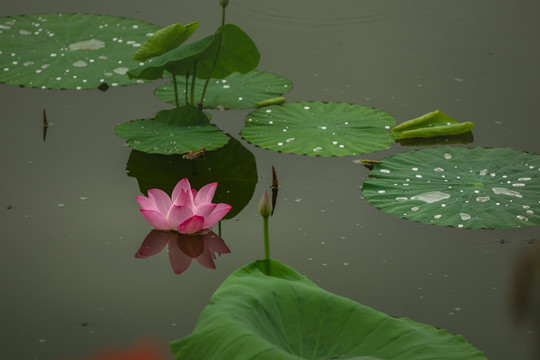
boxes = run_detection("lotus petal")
[178,215,205,234]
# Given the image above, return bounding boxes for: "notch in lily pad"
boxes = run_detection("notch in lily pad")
[392,110,474,139]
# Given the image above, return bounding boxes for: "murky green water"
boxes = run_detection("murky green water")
[1,0,539,359]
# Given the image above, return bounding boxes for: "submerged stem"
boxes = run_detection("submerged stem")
[199,5,226,109]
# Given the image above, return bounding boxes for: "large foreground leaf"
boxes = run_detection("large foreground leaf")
[155,70,292,109]
[241,102,396,156]
[363,146,540,229]
[0,13,160,89]
[114,106,229,154]
[171,259,486,359]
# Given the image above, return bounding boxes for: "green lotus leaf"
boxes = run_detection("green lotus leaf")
[240,101,396,156]
[126,136,257,219]
[114,105,229,155]
[0,13,160,89]
[171,259,486,359]
[392,110,474,139]
[133,22,199,61]
[128,24,259,80]
[155,70,292,109]
[362,146,540,229]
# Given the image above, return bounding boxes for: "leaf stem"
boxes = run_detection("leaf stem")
[263,216,270,260]
[171,74,179,108]
[185,72,189,105]
[198,5,226,109]
[190,61,197,106]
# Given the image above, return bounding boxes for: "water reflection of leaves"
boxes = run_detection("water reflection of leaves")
[136,230,230,274]
[126,136,257,219]
[511,239,540,320]
[396,131,474,146]
[510,239,540,357]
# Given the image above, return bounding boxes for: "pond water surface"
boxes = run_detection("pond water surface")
[1,0,540,359]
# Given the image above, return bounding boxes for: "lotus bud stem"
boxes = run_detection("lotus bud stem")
[259,191,272,262]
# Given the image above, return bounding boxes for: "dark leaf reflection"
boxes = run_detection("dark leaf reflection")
[396,131,474,147]
[510,238,540,356]
[136,230,230,274]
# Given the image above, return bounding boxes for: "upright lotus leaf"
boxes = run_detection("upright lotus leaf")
[0,13,161,89]
[362,146,540,229]
[133,22,199,61]
[392,110,474,139]
[241,101,396,156]
[114,105,229,155]
[127,24,259,81]
[194,23,260,79]
[155,70,292,109]
[127,34,214,80]
[171,259,486,359]
[126,136,257,219]
[130,34,216,80]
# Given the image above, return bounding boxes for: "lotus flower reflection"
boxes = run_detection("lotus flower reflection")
[136,178,231,234]
[136,230,231,274]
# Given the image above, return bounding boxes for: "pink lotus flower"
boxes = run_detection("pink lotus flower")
[136,178,231,234]
[136,230,231,274]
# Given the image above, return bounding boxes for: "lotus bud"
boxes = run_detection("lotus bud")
[258,191,272,218]
[219,0,229,8]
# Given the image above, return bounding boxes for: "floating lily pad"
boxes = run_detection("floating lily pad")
[128,24,259,81]
[171,259,486,359]
[155,70,292,109]
[126,136,257,219]
[392,110,474,139]
[114,106,229,155]
[240,101,396,156]
[363,147,540,229]
[0,13,160,89]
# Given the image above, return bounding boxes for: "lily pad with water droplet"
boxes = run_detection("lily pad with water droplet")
[362,146,540,229]
[114,105,229,155]
[154,70,292,109]
[170,259,486,359]
[240,101,396,156]
[0,13,161,89]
